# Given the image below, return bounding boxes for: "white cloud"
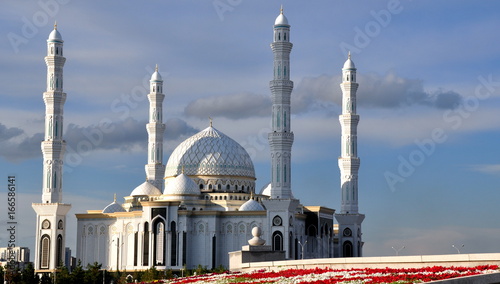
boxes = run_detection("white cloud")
[365,226,500,256]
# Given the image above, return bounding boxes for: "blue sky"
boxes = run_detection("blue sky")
[1,0,500,258]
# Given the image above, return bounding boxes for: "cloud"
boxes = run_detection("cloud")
[293,72,463,111]
[366,226,500,256]
[184,93,271,119]
[0,123,42,162]
[0,123,23,141]
[0,118,198,162]
[164,117,199,140]
[468,164,500,175]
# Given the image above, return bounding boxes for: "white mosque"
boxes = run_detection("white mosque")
[32,8,364,272]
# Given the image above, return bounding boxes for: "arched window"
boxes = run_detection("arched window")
[276,164,280,182]
[226,184,230,190]
[143,222,149,266]
[284,164,287,183]
[272,231,283,251]
[217,184,221,190]
[278,33,281,40]
[171,221,177,266]
[56,46,59,55]
[56,235,63,267]
[40,235,50,269]
[284,33,287,41]
[199,184,204,190]
[343,241,353,257]
[155,222,165,265]
[209,184,213,190]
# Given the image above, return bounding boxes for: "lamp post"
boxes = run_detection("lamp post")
[298,240,307,260]
[391,246,405,256]
[452,244,464,254]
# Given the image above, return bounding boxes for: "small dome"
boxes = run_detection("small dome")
[239,199,265,211]
[130,181,161,196]
[151,65,162,81]
[343,53,356,70]
[164,173,200,196]
[48,25,63,42]
[259,182,294,199]
[260,183,271,196]
[103,201,126,214]
[274,10,289,26]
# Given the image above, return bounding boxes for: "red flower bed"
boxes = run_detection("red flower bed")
[146,265,499,284]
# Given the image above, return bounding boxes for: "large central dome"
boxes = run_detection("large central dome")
[164,126,255,179]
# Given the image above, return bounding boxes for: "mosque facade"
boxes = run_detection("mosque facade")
[32,8,363,272]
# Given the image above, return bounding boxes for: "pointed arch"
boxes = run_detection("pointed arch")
[40,234,50,269]
[56,234,63,267]
[170,221,177,266]
[272,231,283,251]
[343,241,353,257]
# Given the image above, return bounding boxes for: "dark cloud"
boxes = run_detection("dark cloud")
[184,93,271,119]
[0,123,23,141]
[164,118,199,140]
[294,72,463,111]
[0,123,42,162]
[434,91,461,109]
[0,118,198,162]
[0,132,44,162]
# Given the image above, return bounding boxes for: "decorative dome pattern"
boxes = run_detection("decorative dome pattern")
[103,201,126,213]
[164,126,255,178]
[130,181,161,196]
[239,199,265,211]
[164,173,200,195]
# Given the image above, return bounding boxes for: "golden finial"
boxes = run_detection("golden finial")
[348,51,351,59]
[54,21,57,30]
[209,117,213,127]
[113,193,117,202]
[155,64,158,72]
[280,4,283,14]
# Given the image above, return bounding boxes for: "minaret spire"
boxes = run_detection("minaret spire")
[262,7,299,261]
[32,24,71,273]
[145,64,166,190]
[268,5,293,199]
[335,54,365,257]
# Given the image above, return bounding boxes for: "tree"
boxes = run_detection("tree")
[85,262,102,284]
[141,267,161,282]
[20,263,39,284]
[70,260,85,284]
[55,266,71,284]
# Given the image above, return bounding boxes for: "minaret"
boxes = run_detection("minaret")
[262,7,299,260]
[32,23,71,272]
[268,6,294,199]
[335,52,365,257]
[145,65,166,190]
